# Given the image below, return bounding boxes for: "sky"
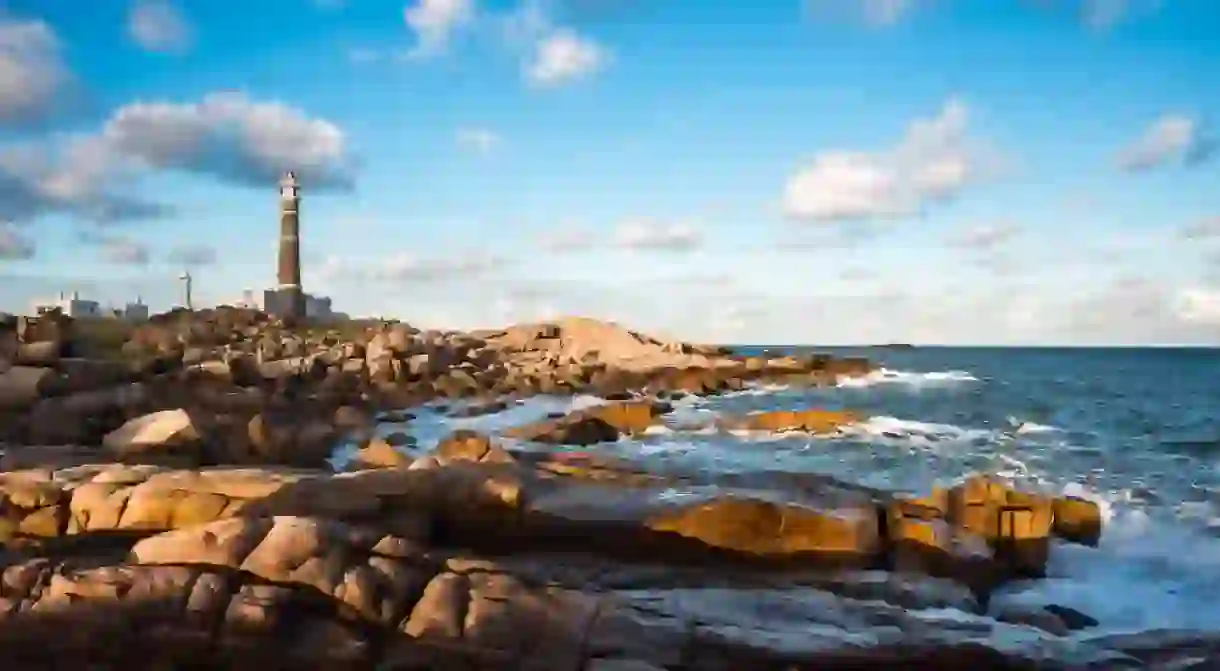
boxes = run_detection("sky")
[0,0,1218,345]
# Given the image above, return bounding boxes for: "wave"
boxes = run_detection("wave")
[837,368,981,389]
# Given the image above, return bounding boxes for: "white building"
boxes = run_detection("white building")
[122,298,149,322]
[32,292,101,318]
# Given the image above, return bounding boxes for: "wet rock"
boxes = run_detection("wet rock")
[503,401,667,446]
[1052,495,1103,546]
[1044,603,1099,630]
[718,408,861,434]
[948,475,1053,578]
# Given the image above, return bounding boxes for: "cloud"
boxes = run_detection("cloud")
[804,0,926,27]
[455,127,501,154]
[0,92,353,226]
[784,98,997,222]
[0,17,71,125]
[950,222,1020,251]
[1176,287,1220,325]
[613,219,702,251]
[538,226,595,252]
[93,235,151,265]
[1118,113,1213,171]
[1179,216,1220,241]
[540,219,703,252]
[128,0,193,54]
[167,243,218,266]
[322,250,506,283]
[526,28,607,86]
[0,137,170,225]
[100,92,356,189]
[404,0,475,58]
[0,223,34,260]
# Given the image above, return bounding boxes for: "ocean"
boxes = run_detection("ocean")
[349,346,1220,636]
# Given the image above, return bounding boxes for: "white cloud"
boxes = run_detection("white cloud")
[784,98,996,222]
[1118,113,1211,171]
[614,219,702,251]
[1176,288,1220,325]
[96,236,151,265]
[1179,216,1220,241]
[167,243,217,267]
[100,92,356,189]
[950,222,1020,251]
[526,28,607,86]
[322,251,505,283]
[404,0,475,58]
[455,127,500,154]
[0,223,34,260]
[539,219,703,252]
[805,0,924,27]
[0,17,69,124]
[539,226,595,252]
[0,92,354,226]
[128,0,193,54]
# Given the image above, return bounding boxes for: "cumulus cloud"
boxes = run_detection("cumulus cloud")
[167,243,218,266]
[100,92,356,189]
[0,17,71,125]
[455,127,500,154]
[949,222,1020,251]
[127,0,193,54]
[404,0,475,58]
[0,223,34,260]
[0,92,354,225]
[526,29,607,86]
[1118,114,1214,171]
[504,0,609,87]
[784,98,997,222]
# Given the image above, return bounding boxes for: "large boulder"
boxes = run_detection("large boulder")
[102,409,203,463]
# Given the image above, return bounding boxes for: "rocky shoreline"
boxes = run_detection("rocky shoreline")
[0,308,1215,670]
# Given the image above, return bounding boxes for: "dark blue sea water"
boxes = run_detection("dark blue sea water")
[350,346,1220,635]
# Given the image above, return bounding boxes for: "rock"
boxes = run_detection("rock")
[643,496,882,566]
[948,475,1053,578]
[503,401,666,446]
[719,408,860,434]
[434,430,516,465]
[349,438,413,470]
[103,410,201,457]
[1044,603,1099,630]
[381,431,415,448]
[1052,495,1103,546]
[246,412,338,468]
[13,340,61,366]
[0,365,55,411]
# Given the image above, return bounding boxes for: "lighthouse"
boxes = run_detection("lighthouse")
[271,171,305,321]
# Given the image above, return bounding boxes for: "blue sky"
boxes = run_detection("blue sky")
[1,0,1218,344]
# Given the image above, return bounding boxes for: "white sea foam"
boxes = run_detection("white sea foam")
[842,415,994,446]
[837,368,980,389]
